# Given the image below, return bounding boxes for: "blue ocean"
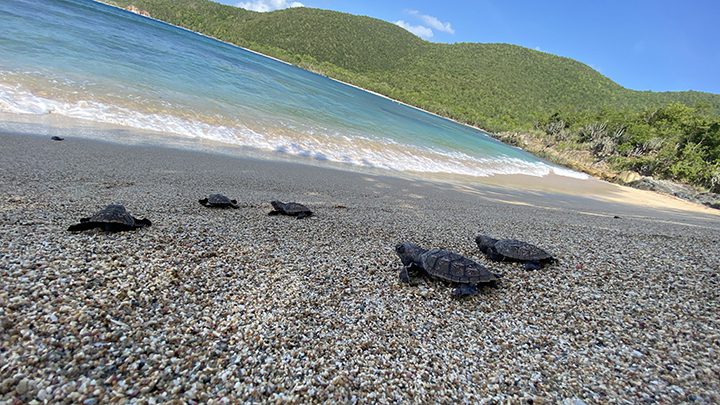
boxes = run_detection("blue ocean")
[0,0,585,179]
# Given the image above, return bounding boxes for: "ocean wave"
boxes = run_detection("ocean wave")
[0,81,587,179]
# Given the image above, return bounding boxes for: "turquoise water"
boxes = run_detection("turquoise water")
[0,0,585,179]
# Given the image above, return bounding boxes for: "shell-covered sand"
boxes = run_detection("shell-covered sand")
[1,134,718,403]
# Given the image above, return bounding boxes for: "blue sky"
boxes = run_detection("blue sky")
[223,0,720,94]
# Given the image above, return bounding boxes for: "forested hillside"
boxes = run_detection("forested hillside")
[103,0,720,192]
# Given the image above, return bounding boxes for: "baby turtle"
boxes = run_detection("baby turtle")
[68,204,151,232]
[475,235,556,270]
[51,136,64,141]
[395,242,501,297]
[199,194,239,209]
[268,201,312,219]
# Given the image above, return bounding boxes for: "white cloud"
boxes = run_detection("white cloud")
[394,20,433,39]
[236,0,304,12]
[407,10,454,34]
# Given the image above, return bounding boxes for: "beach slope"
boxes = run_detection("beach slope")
[1,134,718,402]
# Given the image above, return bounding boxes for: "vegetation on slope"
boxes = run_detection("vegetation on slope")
[105,0,720,192]
[515,104,720,192]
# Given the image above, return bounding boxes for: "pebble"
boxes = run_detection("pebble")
[37,389,51,402]
[15,379,30,396]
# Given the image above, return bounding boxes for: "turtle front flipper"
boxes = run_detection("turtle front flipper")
[399,267,411,283]
[230,200,239,209]
[132,217,152,229]
[451,284,478,297]
[268,210,280,216]
[199,198,209,207]
[523,261,542,271]
[399,265,423,285]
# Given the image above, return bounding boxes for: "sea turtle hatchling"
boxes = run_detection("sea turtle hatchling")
[395,242,501,297]
[68,204,151,232]
[475,235,556,270]
[268,201,313,219]
[199,194,239,209]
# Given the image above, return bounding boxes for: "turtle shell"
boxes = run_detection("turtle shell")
[208,194,233,205]
[200,194,238,208]
[494,239,553,261]
[419,248,499,284]
[88,204,136,226]
[69,204,151,232]
[274,201,311,215]
[68,204,152,232]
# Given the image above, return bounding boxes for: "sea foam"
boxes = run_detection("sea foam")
[0,81,587,179]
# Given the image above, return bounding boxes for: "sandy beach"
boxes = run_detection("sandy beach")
[1,133,719,403]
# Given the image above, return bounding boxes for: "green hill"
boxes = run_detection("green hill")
[104,0,720,192]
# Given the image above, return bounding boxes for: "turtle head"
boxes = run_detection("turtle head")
[395,242,425,266]
[475,235,498,254]
[270,200,284,211]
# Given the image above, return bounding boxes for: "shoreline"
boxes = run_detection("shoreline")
[3,114,717,215]
[0,128,720,217]
[2,111,718,216]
